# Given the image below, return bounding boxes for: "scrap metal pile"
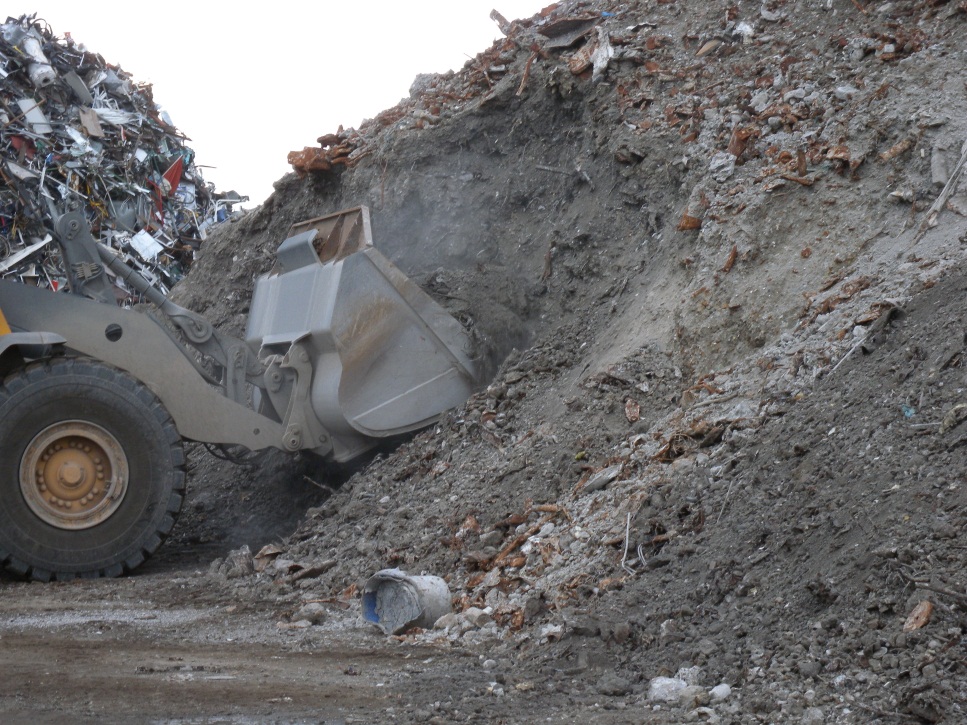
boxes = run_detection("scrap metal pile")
[0,14,245,299]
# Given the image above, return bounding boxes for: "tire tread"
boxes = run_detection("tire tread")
[0,357,187,581]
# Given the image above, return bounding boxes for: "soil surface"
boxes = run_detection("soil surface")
[4,1,967,722]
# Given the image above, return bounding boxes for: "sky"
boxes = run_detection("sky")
[21,1,549,206]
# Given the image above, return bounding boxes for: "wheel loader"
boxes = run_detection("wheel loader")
[0,206,480,581]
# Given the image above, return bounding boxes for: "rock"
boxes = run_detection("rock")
[709,683,732,702]
[464,607,493,627]
[834,85,858,101]
[648,676,688,703]
[434,612,461,630]
[597,673,633,696]
[482,659,497,670]
[676,665,704,685]
[659,618,680,644]
[272,557,300,573]
[696,638,718,657]
[687,707,721,723]
[569,617,600,637]
[801,706,825,725]
[478,530,504,547]
[522,595,545,621]
[931,146,949,187]
[600,621,632,644]
[751,90,772,113]
[582,464,622,494]
[282,619,312,630]
[540,623,564,642]
[798,659,821,678]
[293,602,327,625]
[212,545,254,579]
[678,685,710,709]
[709,152,736,183]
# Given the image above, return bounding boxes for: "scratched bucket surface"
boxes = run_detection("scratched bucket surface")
[361,568,452,635]
[246,206,480,462]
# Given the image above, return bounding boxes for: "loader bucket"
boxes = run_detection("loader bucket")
[246,207,480,460]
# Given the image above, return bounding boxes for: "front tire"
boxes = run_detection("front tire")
[0,358,185,580]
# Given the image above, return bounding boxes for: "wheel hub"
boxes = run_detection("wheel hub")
[20,421,129,530]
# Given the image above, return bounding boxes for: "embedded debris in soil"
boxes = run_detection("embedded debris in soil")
[174,1,967,722]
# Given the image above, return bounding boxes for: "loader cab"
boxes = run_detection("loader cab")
[0,304,21,376]
[0,299,67,377]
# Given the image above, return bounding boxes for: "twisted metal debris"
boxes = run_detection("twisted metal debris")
[0,14,245,298]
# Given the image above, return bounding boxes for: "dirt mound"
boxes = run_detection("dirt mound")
[173,1,967,721]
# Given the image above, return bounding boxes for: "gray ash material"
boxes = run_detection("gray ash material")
[169,2,967,722]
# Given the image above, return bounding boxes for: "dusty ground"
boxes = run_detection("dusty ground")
[0,551,653,725]
[0,557,480,725]
[4,1,967,722]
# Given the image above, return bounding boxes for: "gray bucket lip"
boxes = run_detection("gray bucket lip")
[361,568,451,635]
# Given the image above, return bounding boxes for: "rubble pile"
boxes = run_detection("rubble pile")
[0,14,245,296]
[171,0,967,722]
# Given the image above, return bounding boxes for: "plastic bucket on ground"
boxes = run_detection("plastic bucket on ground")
[361,568,452,634]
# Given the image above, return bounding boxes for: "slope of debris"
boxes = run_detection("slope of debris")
[0,14,245,296]
[177,1,967,722]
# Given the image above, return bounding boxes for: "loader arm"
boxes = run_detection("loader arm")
[0,205,482,580]
[0,279,285,451]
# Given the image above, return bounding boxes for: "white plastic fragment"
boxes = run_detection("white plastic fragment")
[591,27,614,83]
[735,22,755,43]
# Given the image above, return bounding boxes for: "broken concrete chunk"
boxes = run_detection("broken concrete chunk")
[293,602,328,625]
[834,84,859,101]
[678,685,710,709]
[211,545,255,579]
[648,676,688,703]
[709,152,736,182]
[463,606,493,627]
[931,146,950,187]
[433,612,462,630]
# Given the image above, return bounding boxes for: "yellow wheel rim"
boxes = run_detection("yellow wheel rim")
[20,421,129,530]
